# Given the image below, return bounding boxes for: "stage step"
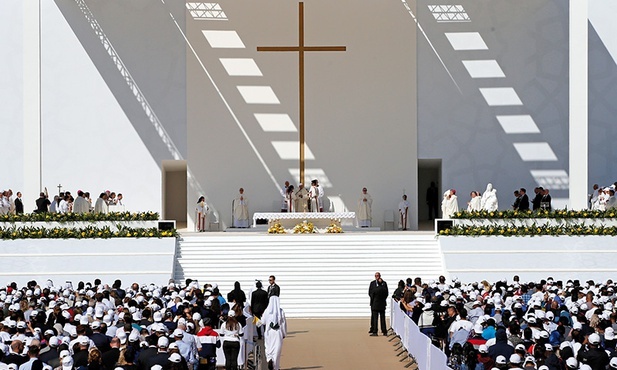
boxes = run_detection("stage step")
[173,233,445,318]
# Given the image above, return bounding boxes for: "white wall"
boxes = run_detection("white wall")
[0,238,176,287]
[440,235,617,283]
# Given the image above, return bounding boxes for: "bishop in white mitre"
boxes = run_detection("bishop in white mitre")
[357,187,372,227]
[233,188,250,228]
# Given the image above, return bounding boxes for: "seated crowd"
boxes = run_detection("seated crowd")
[393,275,617,370]
[0,277,279,370]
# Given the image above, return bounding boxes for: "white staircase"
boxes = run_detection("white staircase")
[174,232,445,317]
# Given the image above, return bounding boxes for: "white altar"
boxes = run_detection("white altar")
[252,212,357,228]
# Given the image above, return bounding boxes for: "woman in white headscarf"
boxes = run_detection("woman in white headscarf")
[262,296,287,370]
[481,183,499,211]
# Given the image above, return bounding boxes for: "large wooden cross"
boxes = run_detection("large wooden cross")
[257,2,346,185]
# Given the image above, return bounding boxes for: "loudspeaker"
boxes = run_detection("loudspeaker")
[158,221,175,231]
[436,220,453,233]
[255,218,268,225]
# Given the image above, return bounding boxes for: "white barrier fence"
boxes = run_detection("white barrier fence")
[390,299,452,370]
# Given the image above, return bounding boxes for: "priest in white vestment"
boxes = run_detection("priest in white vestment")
[293,184,309,213]
[196,196,209,232]
[262,295,287,370]
[357,188,372,227]
[73,192,89,214]
[94,193,109,214]
[480,183,498,211]
[441,189,459,219]
[467,191,482,212]
[233,188,249,228]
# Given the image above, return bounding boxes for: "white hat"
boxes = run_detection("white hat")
[539,330,549,339]
[566,357,579,369]
[496,355,506,365]
[544,343,553,351]
[59,350,70,359]
[559,341,572,350]
[91,321,101,329]
[62,356,74,370]
[515,343,526,352]
[153,311,163,322]
[589,333,601,345]
[151,366,163,370]
[168,342,178,350]
[606,327,616,341]
[116,331,127,345]
[78,335,89,346]
[573,322,583,330]
[169,353,182,363]
[49,336,60,347]
[17,321,26,329]
[129,331,140,343]
[173,328,184,337]
[157,336,169,348]
[609,357,617,369]
[509,354,522,364]
[478,344,488,354]
[579,365,592,370]
[7,364,18,370]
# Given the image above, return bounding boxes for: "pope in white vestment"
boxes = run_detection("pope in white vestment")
[262,296,287,370]
[293,184,309,213]
[233,188,249,228]
[357,188,372,227]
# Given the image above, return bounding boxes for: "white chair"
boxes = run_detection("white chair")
[383,210,396,231]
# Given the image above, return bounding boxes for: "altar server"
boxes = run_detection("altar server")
[309,180,323,213]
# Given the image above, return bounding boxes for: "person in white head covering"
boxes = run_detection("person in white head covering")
[467,191,482,212]
[262,296,286,370]
[441,189,459,219]
[481,183,498,211]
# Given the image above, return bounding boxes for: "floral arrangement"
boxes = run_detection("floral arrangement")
[0,226,176,240]
[452,209,617,220]
[293,220,315,234]
[0,211,159,223]
[325,220,343,233]
[267,221,286,234]
[440,224,617,237]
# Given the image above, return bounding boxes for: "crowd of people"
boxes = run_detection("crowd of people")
[0,189,125,215]
[435,183,557,219]
[0,276,286,370]
[391,275,617,370]
[589,184,617,211]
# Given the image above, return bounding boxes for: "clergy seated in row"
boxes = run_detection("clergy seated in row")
[233,188,249,228]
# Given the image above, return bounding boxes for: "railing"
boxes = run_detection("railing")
[389,298,452,370]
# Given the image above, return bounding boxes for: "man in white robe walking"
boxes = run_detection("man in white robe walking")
[262,296,286,370]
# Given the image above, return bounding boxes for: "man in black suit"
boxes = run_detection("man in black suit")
[532,187,544,211]
[251,281,269,340]
[14,192,24,214]
[512,190,521,210]
[518,188,530,211]
[267,275,280,298]
[368,272,389,336]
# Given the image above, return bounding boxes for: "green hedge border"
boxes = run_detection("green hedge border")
[452,210,617,220]
[0,211,159,223]
[0,226,177,240]
[440,224,617,237]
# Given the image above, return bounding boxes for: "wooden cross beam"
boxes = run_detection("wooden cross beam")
[257,2,346,186]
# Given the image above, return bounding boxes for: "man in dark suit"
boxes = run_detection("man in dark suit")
[14,192,24,214]
[512,190,521,210]
[368,272,389,336]
[532,187,544,211]
[518,188,530,211]
[251,281,269,340]
[267,275,280,297]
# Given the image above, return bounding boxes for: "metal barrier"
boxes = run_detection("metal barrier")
[389,299,452,370]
